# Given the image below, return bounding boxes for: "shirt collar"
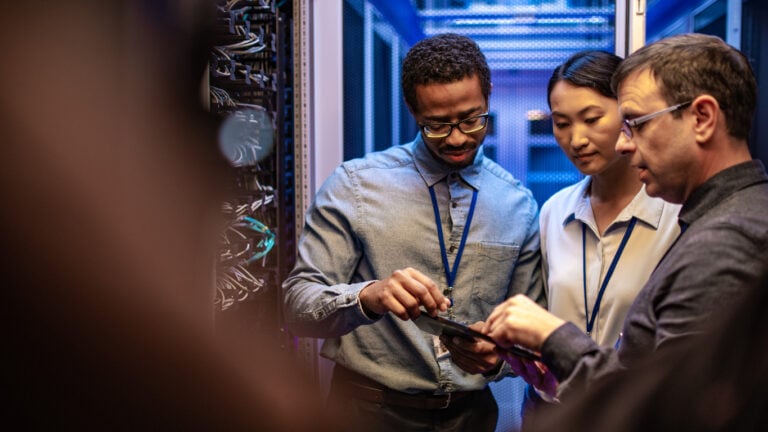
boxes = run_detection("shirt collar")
[562,179,592,226]
[679,159,768,227]
[412,135,484,189]
[562,178,669,230]
[622,185,670,229]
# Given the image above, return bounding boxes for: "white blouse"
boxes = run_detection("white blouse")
[540,177,682,347]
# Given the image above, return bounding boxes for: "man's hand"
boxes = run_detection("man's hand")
[440,321,500,375]
[482,294,566,352]
[502,355,558,399]
[358,267,450,320]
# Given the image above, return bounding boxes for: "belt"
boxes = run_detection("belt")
[332,365,477,410]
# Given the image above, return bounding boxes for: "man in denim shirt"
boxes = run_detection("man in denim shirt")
[484,33,768,406]
[282,33,542,431]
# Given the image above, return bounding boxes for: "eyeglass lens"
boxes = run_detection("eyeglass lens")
[423,113,489,138]
[620,101,692,139]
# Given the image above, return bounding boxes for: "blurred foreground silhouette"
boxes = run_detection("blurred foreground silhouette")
[0,1,341,430]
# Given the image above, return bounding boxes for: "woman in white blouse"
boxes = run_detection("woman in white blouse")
[522,50,682,419]
[542,50,681,347]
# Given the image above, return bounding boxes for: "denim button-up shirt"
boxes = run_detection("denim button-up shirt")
[282,136,542,393]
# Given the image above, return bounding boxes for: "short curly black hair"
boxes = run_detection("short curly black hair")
[401,33,491,113]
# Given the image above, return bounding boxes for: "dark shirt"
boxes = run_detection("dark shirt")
[542,160,768,396]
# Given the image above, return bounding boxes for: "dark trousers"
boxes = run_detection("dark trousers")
[328,365,498,432]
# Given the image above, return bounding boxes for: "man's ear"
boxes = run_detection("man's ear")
[691,94,719,144]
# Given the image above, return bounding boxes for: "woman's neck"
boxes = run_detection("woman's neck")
[589,159,643,235]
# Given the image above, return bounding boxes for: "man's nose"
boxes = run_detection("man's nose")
[443,125,468,146]
[615,131,635,155]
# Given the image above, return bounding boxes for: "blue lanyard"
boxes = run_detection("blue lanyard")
[429,184,478,319]
[581,217,637,336]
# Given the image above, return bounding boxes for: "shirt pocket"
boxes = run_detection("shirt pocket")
[470,241,520,307]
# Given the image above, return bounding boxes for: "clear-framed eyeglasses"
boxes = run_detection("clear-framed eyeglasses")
[620,101,692,139]
[420,112,490,139]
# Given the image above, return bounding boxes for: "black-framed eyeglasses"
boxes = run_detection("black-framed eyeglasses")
[620,101,692,139]
[419,112,490,139]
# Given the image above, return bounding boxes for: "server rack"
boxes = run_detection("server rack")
[209,0,296,351]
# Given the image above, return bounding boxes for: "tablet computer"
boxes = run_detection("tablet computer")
[414,314,541,362]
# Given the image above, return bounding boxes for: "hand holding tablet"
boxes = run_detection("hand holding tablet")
[413,313,541,362]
